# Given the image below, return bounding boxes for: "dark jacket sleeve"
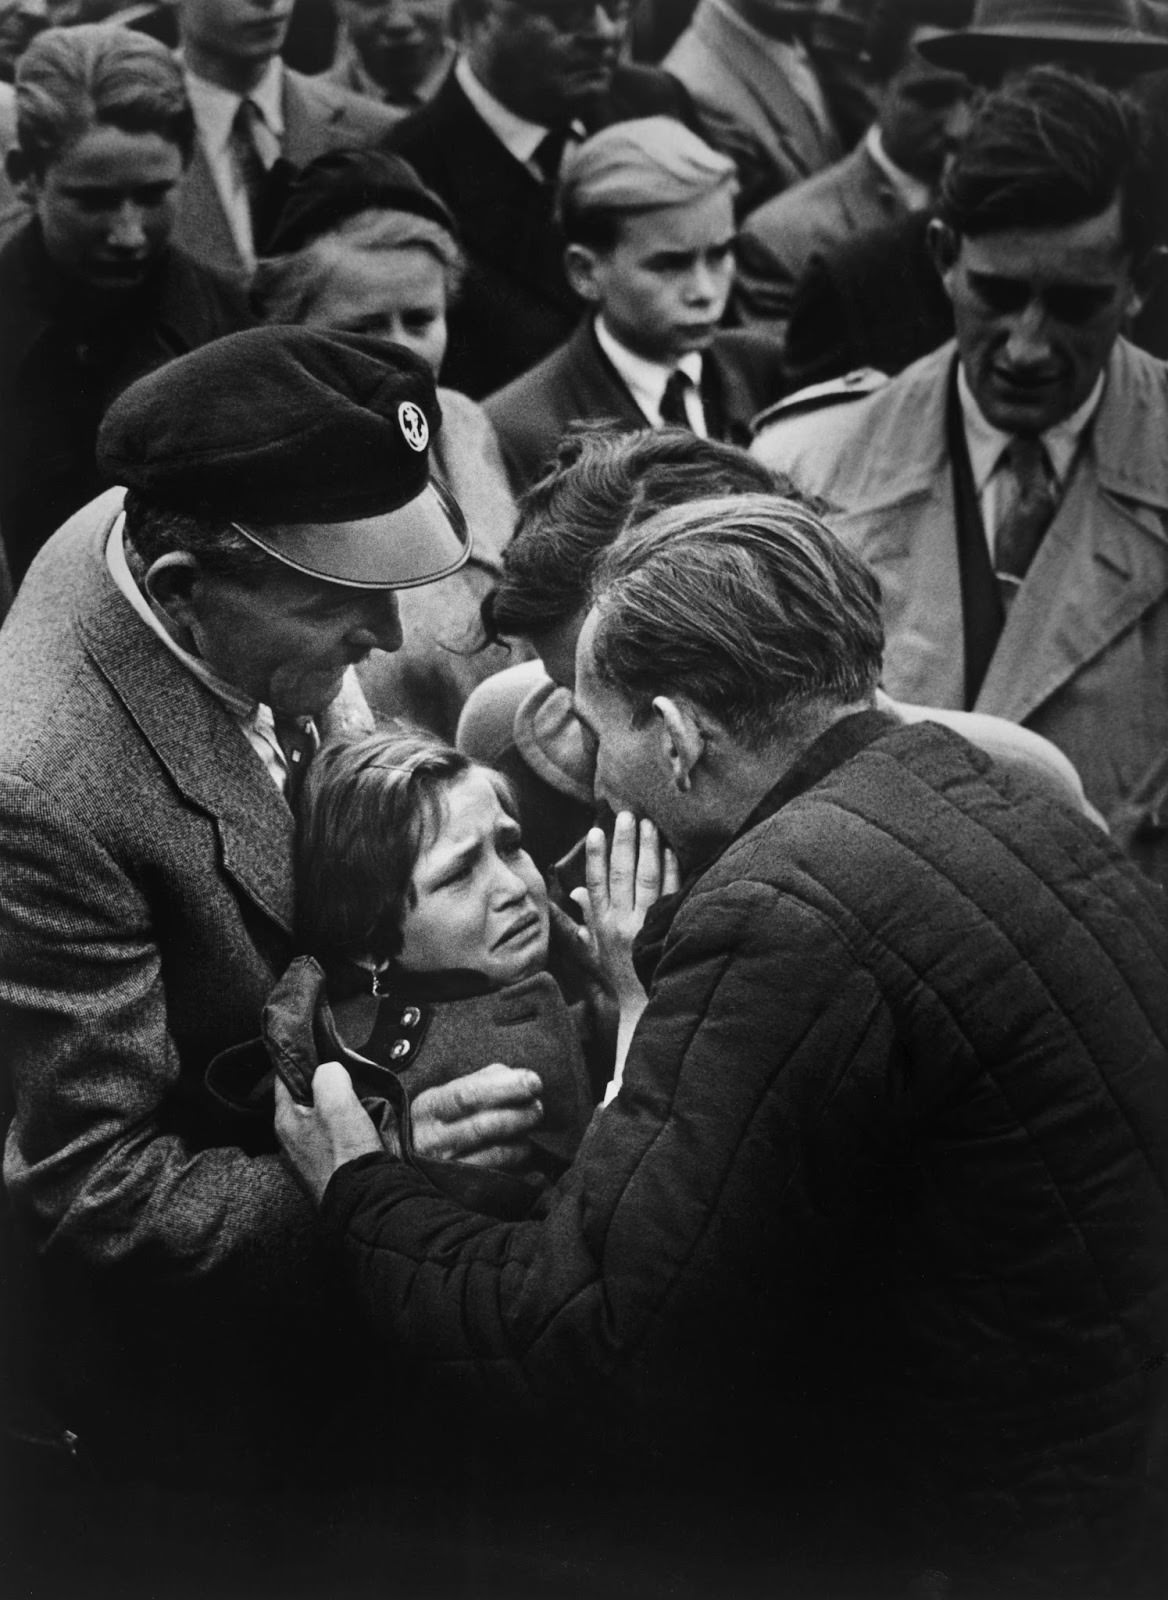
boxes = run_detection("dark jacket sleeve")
[319,876,892,1413]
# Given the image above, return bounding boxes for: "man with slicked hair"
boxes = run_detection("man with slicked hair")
[755,67,1168,881]
[281,489,1168,1600]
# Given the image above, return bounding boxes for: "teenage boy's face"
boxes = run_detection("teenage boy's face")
[397,770,550,986]
[27,125,185,291]
[586,186,736,367]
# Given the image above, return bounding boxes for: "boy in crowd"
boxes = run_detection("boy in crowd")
[484,115,784,491]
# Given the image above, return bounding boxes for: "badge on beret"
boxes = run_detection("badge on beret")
[398,401,428,452]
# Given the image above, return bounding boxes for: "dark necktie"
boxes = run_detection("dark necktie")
[993,435,1058,613]
[272,713,318,807]
[532,128,569,185]
[660,369,694,430]
[230,98,270,223]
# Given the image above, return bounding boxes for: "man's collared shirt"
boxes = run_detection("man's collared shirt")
[594,316,708,435]
[865,125,931,215]
[184,58,285,267]
[454,56,582,180]
[106,516,292,794]
[957,364,1105,557]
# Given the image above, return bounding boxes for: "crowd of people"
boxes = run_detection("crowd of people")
[0,2,1167,1598]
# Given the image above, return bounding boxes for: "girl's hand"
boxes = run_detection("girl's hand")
[571,812,680,1006]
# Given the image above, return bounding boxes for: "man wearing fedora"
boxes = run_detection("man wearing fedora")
[0,327,545,1493]
[781,0,1168,387]
[756,67,1168,882]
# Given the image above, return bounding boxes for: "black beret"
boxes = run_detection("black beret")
[98,327,469,589]
[264,148,459,258]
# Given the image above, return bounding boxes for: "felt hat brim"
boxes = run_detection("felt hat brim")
[234,476,471,589]
[918,24,1168,73]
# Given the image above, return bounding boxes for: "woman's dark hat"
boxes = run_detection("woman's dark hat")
[98,327,470,589]
[263,148,459,257]
[918,0,1168,77]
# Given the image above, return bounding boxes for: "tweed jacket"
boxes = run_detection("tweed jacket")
[0,492,367,1477]
[664,0,842,216]
[753,338,1168,874]
[483,317,786,491]
[733,140,912,338]
[387,63,698,398]
[172,66,402,278]
[319,713,1168,1593]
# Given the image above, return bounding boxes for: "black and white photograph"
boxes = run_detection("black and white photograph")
[0,2,1166,1596]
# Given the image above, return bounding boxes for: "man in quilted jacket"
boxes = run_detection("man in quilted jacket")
[279,493,1168,1599]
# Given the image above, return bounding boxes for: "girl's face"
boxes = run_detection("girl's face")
[308,243,449,378]
[396,769,550,986]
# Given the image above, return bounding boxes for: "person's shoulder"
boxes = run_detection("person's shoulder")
[386,67,461,151]
[606,61,693,123]
[742,151,852,240]
[709,325,786,386]
[285,66,403,135]
[163,247,256,334]
[751,365,891,443]
[484,332,579,418]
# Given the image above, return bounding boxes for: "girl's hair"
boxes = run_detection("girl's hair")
[252,207,466,326]
[295,728,515,968]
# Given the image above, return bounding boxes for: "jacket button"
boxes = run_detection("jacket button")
[400,1006,421,1029]
[389,1039,411,1061]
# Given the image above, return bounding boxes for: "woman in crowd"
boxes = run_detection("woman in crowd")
[252,148,520,738]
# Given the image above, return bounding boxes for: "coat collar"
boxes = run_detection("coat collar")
[837,338,1168,516]
[73,493,296,933]
[633,708,897,986]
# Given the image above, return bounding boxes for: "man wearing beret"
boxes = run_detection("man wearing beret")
[0,326,545,1490]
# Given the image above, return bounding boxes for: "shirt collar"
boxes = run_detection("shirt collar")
[455,54,550,163]
[594,315,704,423]
[865,125,931,214]
[105,514,260,719]
[183,56,285,153]
[957,363,1106,493]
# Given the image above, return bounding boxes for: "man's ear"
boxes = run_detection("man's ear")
[143,552,203,630]
[1128,245,1168,322]
[926,218,959,292]
[5,148,39,205]
[653,696,704,794]
[564,243,603,305]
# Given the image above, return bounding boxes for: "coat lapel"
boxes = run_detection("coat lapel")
[76,505,296,933]
[976,471,1168,724]
[281,69,344,166]
[977,343,1168,723]
[173,142,246,277]
[564,321,650,425]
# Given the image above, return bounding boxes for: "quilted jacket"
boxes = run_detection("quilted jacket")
[322,712,1168,1593]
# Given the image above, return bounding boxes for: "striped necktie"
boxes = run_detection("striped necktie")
[993,435,1058,613]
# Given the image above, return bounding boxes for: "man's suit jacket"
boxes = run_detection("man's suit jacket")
[753,338,1168,877]
[484,317,786,491]
[781,207,954,390]
[388,64,698,399]
[172,66,403,278]
[0,492,355,1477]
[733,142,911,338]
[664,0,841,217]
